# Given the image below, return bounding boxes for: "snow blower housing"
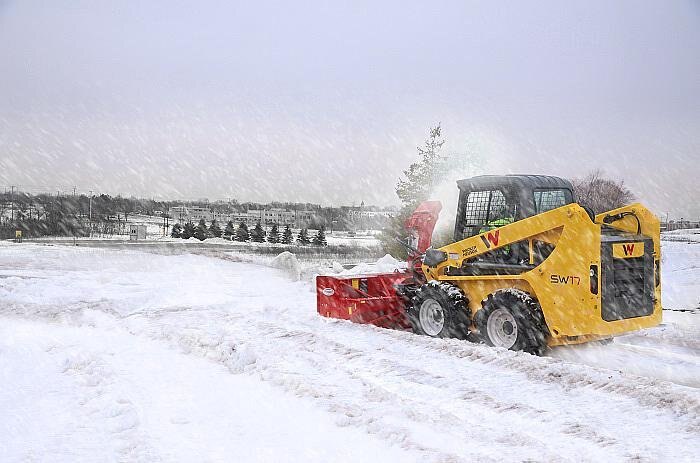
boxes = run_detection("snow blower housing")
[316,175,661,354]
[316,201,442,330]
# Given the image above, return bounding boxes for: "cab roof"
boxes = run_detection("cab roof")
[456,174,573,192]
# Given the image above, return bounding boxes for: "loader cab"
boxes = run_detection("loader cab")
[454,175,575,242]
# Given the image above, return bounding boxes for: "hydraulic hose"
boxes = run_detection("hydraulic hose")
[603,211,642,235]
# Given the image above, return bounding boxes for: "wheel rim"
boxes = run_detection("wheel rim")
[486,308,518,349]
[419,299,445,336]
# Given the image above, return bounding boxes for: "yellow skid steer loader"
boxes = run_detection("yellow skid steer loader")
[317,175,661,354]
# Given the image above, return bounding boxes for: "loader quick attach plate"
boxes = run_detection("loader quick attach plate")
[316,273,411,330]
[601,234,655,321]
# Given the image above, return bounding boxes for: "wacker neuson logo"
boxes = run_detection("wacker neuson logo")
[480,230,500,249]
[613,242,644,259]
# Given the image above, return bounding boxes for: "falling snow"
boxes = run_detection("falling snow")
[0,1,698,462]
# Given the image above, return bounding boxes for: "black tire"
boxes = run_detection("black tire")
[474,289,548,355]
[408,281,470,339]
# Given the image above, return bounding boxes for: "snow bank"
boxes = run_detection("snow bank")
[549,309,700,388]
[662,228,700,244]
[259,252,406,284]
[331,254,406,276]
[662,241,700,309]
[270,251,302,281]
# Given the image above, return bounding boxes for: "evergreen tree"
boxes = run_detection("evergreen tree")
[395,124,446,210]
[250,221,266,242]
[182,221,195,239]
[297,228,311,245]
[223,220,235,240]
[281,225,293,244]
[379,124,447,257]
[267,223,280,243]
[312,226,327,246]
[171,223,182,238]
[194,218,208,241]
[235,221,249,242]
[209,219,222,238]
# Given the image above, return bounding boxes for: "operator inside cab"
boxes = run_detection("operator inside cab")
[478,203,515,260]
[478,204,514,233]
[455,175,577,269]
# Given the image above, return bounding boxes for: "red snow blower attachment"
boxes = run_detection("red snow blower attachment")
[316,201,442,329]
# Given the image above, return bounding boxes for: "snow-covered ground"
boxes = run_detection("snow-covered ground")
[662,228,700,244]
[660,238,700,310]
[0,239,698,462]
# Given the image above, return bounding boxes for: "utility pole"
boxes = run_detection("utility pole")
[10,185,15,222]
[89,190,93,237]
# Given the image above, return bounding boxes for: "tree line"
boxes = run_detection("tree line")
[170,219,327,246]
[0,189,390,239]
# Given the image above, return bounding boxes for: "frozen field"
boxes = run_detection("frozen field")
[0,239,698,462]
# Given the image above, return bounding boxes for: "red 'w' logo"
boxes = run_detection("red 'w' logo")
[623,244,635,256]
[480,230,500,249]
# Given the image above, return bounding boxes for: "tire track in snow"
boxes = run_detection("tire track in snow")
[5,297,699,461]
[121,302,698,462]
[375,326,700,431]
[139,318,548,462]
[57,350,160,462]
[252,314,695,462]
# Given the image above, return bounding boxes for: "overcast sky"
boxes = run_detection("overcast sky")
[1,0,698,217]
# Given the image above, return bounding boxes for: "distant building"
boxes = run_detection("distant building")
[247,208,313,228]
[168,206,212,223]
[345,207,393,231]
[346,210,393,220]
[169,205,314,228]
[294,210,314,228]
[230,212,250,224]
[211,211,231,223]
[129,224,147,240]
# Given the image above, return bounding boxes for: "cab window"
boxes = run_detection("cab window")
[533,189,570,214]
[463,190,517,238]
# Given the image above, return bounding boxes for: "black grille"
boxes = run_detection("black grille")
[534,189,568,213]
[601,238,654,321]
[612,257,645,304]
[462,189,514,238]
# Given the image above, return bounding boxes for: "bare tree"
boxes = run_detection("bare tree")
[572,170,634,214]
